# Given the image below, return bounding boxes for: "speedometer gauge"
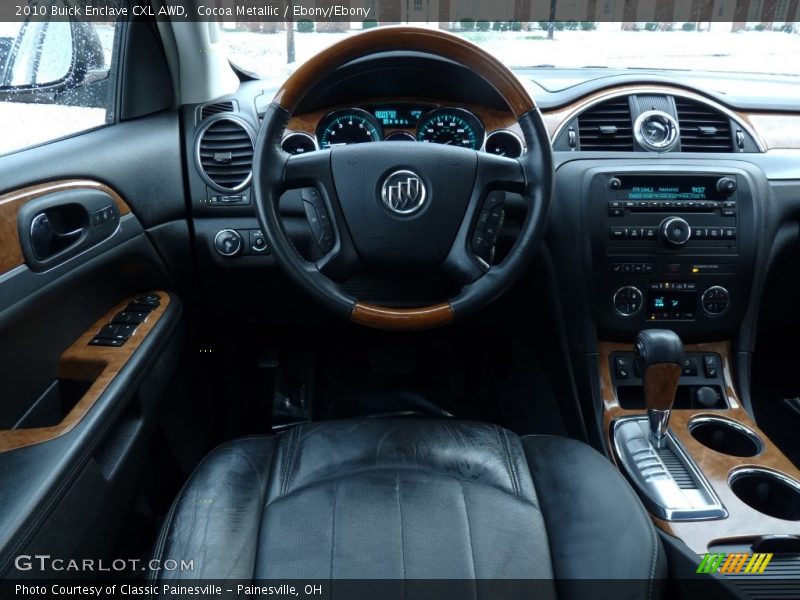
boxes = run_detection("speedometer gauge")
[316,108,382,148]
[416,108,484,150]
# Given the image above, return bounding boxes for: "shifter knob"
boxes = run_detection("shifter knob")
[634,330,684,448]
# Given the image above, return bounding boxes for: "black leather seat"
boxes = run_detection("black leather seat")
[153,420,665,594]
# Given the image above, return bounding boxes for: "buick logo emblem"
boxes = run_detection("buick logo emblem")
[381,170,426,215]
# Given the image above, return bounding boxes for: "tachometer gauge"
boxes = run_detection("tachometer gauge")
[416,108,484,150]
[316,108,382,148]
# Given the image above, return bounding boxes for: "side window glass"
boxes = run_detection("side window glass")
[0,2,121,156]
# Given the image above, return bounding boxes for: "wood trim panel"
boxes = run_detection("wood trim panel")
[599,340,800,554]
[736,113,800,150]
[351,301,454,331]
[0,292,169,453]
[287,98,520,141]
[0,180,131,276]
[274,26,535,118]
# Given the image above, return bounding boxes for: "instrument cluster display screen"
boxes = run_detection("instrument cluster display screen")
[618,176,724,201]
[366,104,431,128]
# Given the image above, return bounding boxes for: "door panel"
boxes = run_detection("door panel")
[0,26,189,576]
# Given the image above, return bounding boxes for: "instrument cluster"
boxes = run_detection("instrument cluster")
[280,103,524,158]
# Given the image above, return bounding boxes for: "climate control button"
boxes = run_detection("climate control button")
[701,286,730,316]
[613,286,643,317]
[660,217,691,247]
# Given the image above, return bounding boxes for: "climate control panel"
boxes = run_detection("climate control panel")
[612,282,730,322]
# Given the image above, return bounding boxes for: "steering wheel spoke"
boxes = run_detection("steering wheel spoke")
[283,151,361,282]
[442,153,526,285]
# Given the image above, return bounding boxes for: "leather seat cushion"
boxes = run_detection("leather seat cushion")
[152,419,664,592]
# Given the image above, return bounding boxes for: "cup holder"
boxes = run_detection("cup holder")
[688,416,763,457]
[729,469,800,521]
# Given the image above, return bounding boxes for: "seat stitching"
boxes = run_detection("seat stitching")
[647,510,659,599]
[458,480,479,597]
[265,465,537,507]
[497,425,519,496]
[329,476,339,580]
[395,470,406,584]
[281,426,300,496]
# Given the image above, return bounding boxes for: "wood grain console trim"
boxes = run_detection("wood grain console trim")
[274,26,535,118]
[599,340,800,554]
[0,292,169,453]
[736,113,800,150]
[0,180,131,276]
[351,301,454,331]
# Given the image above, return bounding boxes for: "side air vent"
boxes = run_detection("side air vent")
[675,98,733,152]
[195,116,255,193]
[199,100,236,120]
[577,97,634,151]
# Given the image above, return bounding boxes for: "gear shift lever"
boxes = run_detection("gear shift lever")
[634,330,684,449]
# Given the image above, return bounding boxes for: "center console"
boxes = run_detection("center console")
[599,339,800,584]
[587,167,757,338]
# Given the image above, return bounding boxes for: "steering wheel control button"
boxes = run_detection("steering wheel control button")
[381,170,427,215]
[302,188,335,253]
[472,192,506,263]
[613,286,643,317]
[660,217,691,247]
[701,286,730,316]
[214,229,243,257]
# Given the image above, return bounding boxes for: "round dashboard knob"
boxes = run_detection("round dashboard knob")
[716,177,737,196]
[660,217,691,247]
[702,286,730,316]
[214,229,243,257]
[613,286,643,317]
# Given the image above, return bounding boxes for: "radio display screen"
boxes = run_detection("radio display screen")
[648,291,697,313]
[618,176,724,201]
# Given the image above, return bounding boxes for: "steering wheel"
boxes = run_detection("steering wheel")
[253,27,553,331]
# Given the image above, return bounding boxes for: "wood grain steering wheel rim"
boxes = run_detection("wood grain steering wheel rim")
[253,26,552,331]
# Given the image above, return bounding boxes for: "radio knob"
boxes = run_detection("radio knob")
[660,217,691,247]
[716,177,737,196]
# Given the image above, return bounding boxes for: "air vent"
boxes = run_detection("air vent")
[577,97,634,151]
[195,116,255,193]
[675,98,733,152]
[199,100,235,120]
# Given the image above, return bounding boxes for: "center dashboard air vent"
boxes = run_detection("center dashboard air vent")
[675,98,734,152]
[577,97,634,151]
[195,115,256,193]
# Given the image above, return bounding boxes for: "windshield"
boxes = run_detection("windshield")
[220,21,800,80]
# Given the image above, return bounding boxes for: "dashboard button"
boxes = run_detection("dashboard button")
[214,229,243,257]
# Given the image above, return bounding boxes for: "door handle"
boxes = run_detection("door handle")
[17,189,119,271]
[30,211,87,260]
